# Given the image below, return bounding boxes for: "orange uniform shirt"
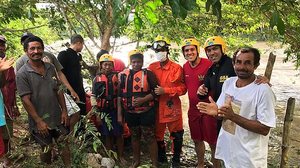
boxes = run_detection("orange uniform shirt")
[148,60,187,123]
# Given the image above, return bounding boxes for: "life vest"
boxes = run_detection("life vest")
[120,69,154,113]
[94,72,118,111]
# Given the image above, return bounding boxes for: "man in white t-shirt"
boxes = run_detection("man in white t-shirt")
[197,47,276,168]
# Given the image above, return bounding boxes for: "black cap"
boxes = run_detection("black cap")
[21,32,34,44]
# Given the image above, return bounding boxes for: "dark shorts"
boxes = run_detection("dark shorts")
[99,110,123,136]
[32,126,69,147]
[188,113,218,145]
[124,108,155,127]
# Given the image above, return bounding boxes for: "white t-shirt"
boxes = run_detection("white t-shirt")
[216,76,276,168]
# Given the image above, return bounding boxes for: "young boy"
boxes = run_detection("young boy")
[89,54,125,164]
[117,50,159,168]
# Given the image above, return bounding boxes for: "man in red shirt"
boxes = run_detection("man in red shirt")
[182,38,218,168]
[148,36,187,167]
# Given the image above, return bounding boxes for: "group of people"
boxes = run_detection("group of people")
[0,33,276,168]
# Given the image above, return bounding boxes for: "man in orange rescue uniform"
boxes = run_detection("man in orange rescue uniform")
[148,35,187,168]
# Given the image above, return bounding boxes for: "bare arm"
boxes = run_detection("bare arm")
[56,89,68,126]
[21,95,49,136]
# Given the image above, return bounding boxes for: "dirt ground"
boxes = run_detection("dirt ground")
[5,42,300,167]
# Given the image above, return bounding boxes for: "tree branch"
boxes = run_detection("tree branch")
[0,24,47,33]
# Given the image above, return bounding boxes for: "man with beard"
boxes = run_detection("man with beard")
[197,47,276,168]
[16,36,70,166]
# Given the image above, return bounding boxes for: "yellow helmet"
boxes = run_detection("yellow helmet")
[99,54,114,62]
[128,49,143,58]
[181,38,200,54]
[154,35,171,45]
[204,36,227,54]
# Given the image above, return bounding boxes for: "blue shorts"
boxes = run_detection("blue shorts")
[99,109,123,136]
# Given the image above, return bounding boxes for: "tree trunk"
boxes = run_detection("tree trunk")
[264,52,276,80]
[280,97,296,168]
[100,0,114,51]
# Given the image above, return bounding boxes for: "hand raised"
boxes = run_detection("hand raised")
[196,96,218,116]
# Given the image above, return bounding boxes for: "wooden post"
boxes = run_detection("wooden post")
[264,52,276,80]
[280,97,296,168]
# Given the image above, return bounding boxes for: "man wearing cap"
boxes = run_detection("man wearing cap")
[0,35,20,166]
[148,36,187,167]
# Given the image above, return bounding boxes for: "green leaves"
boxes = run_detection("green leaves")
[180,0,196,11]
[205,0,222,20]
[144,1,159,23]
[168,0,195,19]
[169,0,181,17]
[260,1,272,12]
[270,11,285,35]
[134,13,143,30]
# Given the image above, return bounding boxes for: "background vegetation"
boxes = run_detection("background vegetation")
[1,0,300,67]
[1,0,299,167]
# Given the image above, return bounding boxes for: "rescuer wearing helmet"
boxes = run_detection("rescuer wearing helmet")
[90,53,126,165]
[181,37,217,168]
[198,36,237,137]
[148,35,187,167]
[118,50,159,168]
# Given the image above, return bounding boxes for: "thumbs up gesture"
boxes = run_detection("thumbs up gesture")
[218,97,235,119]
[196,96,218,116]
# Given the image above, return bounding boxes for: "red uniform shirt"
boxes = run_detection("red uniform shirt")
[183,58,212,117]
